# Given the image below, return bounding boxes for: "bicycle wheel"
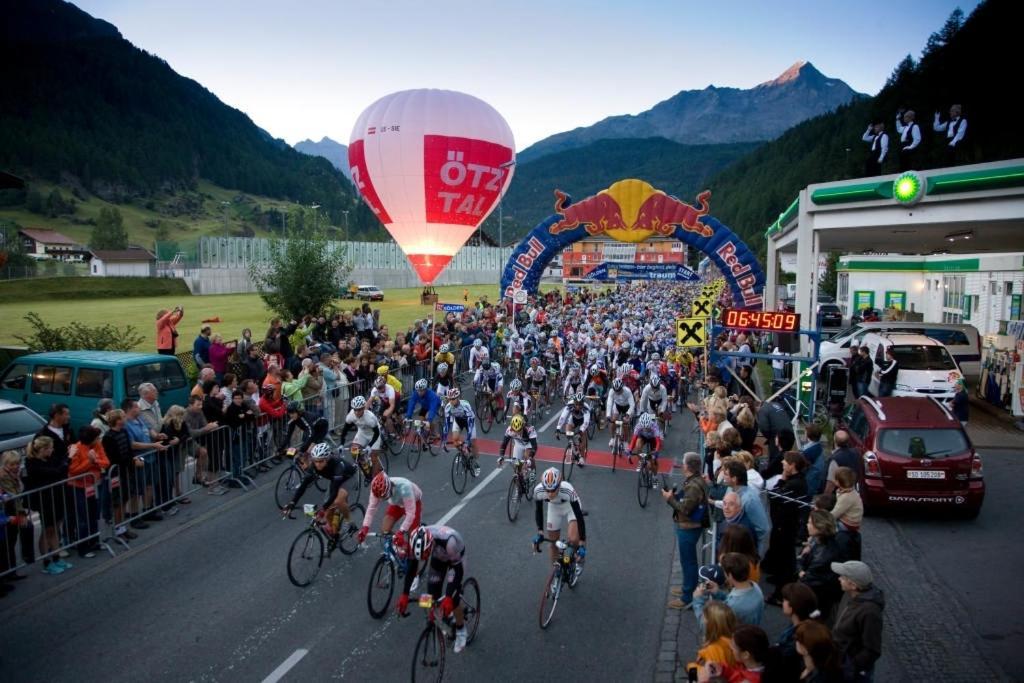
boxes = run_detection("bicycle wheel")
[561,445,575,482]
[407,430,422,471]
[586,413,597,440]
[479,399,494,434]
[275,466,303,509]
[378,449,391,473]
[387,422,407,457]
[461,577,481,644]
[451,453,468,495]
[539,564,561,629]
[637,465,651,508]
[506,477,521,522]
[411,623,446,683]
[337,503,365,556]
[286,528,324,587]
[367,555,396,619]
[611,436,620,473]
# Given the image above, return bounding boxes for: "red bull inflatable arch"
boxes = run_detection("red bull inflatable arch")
[500,179,765,308]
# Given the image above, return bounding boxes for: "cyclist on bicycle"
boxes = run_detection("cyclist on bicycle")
[625,412,663,474]
[504,378,532,421]
[523,357,547,407]
[339,395,384,475]
[585,359,609,398]
[497,414,538,473]
[605,377,636,446]
[442,388,481,477]
[433,344,456,373]
[532,467,587,565]
[639,374,670,424]
[405,378,441,440]
[555,392,590,466]
[562,362,585,401]
[281,400,329,455]
[357,470,423,553]
[434,361,455,397]
[475,361,505,413]
[281,442,358,537]
[370,375,400,436]
[468,338,489,372]
[646,352,668,380]
[397,525,471,653]
[664,366,680,414]
[376,364,404,395]
[543,338,562,374]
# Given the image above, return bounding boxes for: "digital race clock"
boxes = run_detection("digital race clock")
[721,308,800,333]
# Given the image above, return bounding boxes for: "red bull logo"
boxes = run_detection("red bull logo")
[548,179,713,242]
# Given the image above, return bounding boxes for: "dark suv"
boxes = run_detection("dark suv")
[845,396,984,518]
[817,303,843,328]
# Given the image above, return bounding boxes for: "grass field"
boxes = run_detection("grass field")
[0,283,501,351]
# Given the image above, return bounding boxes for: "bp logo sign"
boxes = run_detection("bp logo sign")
[893,171,925,206]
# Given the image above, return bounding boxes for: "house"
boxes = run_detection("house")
[89,247,157,277]
[19,228,87,260]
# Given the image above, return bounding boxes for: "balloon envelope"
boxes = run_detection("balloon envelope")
[349,89,515,284]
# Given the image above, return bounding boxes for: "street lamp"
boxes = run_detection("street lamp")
[311,203,321,231]
[342,210,350,242]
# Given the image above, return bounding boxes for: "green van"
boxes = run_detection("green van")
[0,351,190,431]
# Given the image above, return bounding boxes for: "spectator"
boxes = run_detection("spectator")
[242,345,266,386]
[765,452,809,605]
[718,490,759,545]
[90,398,115,437]
[733,450,764,492]
[262,365,283,401]
[795,620,844,682]
[1,451,32,584]
[718,523,761,583]
[720,460,771,557]
[774,582,822,681]
[700,625,773,682]
[193,324,212,367]
[123,398,169,523]
[138,383,176,515]
[694,552,764,628]
[67,425,109,558]
[850,346,873,399]
[184,396,222,492]
[873,347,898,398]
[299,358,323,403]
[831,560,885,682]
[38,403,72,468]
[664,451,709,610]
[236,327,254,359]
[830,467,863,533]
[757,398,790,476]
[728,365,755,401]
[24,436,70,574]
[895,109,922,171]
[826,431,860,494]
[947,377,969,427]
[209,333,236,383]
[161,406,191,505]
[191,367,216,398]
[802,424,827,497]
[861,120,889,176]
[772,346,786,380]
[281,368,309,403]
[100,409,137,537]
[156,306,184,356]
[220,373,239,412]
[696,601,738,669]
[734,405,758,452]
[202,381,225,424]
[933,104,968,166]
[798,510,843,618]
[223,389,256,486]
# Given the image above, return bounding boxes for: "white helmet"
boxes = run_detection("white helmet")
[351,396,367,410]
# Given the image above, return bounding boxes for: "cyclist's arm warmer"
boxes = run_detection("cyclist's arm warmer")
[535,500,544,531]
[339,422,352,443]
[571,499,586,541]
[289,467,319,506]
[298,425,315,453]
[402,558,420,596]
[370,423,380,445]
[399,495,418,532]
[529,436,538,451]
[499,435,511,457]
[654,436,664,452]
[628,434,640,451]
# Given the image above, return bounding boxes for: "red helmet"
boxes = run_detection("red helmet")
[371,471,392,499]
[410,526,434,561]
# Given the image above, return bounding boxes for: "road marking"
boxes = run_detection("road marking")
[537,409,561,433]
[262,648,308,683]
[434,466,503,526]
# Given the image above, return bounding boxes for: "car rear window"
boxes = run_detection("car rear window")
[124,361,187,398]
[892,345,957,371]
[877,428,969,459]
[925,329,971,346]
[0,408,45,440]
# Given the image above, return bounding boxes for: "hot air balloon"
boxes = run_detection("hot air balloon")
[348,89,515,284]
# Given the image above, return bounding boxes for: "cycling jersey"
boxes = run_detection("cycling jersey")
[364,476,423,533]
[284,415,329,453]
[524,366,546,390]
[628,423,664,454]
[505,391,532,416]
[340,408,382,449]
[443,400,477,443]
[639,384,669,413]
[434,371,454,395]
[499,424,539,458]
[434,351,456,367]
[469,346,489,369]
[556,405,590,432]
[406,389,441,421]
[288,454,357,508]
[474,366,503,392]
[562,373,584,398]
[533,481,587,540]
[402,525,466,601]
[605,387,636,417]
[370,384,398,408]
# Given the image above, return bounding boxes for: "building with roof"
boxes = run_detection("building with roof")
[18,228,87,260]
[88,247,156,277]
[561,236,687,281]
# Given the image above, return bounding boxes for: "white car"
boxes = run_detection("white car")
[356,285,384,302]
[819,322,980,381]
[0,400,47,457]
[863,332,962,400]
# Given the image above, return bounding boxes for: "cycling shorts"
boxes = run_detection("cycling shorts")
[545,501,577,532]
[426,556,464,601]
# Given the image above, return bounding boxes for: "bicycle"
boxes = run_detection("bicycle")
[608,418,627,473]
[285,502,365,587]
[274,446,327,510]
[445,438,475,495]
[633,446,660,509]
[404,418,437,470]
[559,429,584,482]
[505,456,536,522]
[474,386,496,434]
[372,402,408,458]
[536,537,584,630]
[584,395,604,439]
[366,532,414,619]
[407,578,481,682]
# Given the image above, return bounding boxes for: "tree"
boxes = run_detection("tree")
[249,225,351,320]
[923,8,964,57]
[820,251,841,298]
[90,207,129,250]
[884,55,917,88]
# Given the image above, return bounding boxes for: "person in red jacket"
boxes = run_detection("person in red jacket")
[156,306,184,356]
[68,426,110,558]
[259,385,287,423]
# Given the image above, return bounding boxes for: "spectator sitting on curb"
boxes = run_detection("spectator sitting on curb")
[694,552,765,628]
[831,560,885,682]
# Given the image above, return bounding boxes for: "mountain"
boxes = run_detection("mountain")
[0,0,381,236]
[519,62,861,163]
[488,137,759,244]
[294,137,351,180]
[704,0,1024,257]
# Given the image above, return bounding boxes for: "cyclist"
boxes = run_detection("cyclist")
[405,378,441,441]
[605,376,636,446]
[442,387,481,477]
[532,467,587,566]
[664,366,680,415]
[555,392,590,466]
[357,470,423,554]
[639,374,670,425]
[646,352,668,380]
[281,442,358,538]
[497,414,538,476]
[475,361,505,414]
[339,396,384,475]
[397,525,471,653]
[504,378,533,422]
[376,364,404,395]
[434,361,455,397]
[625,412,663,475]
[281,400,329,455]
[523,357,548,409]
[562,362,585,401]
[370,375,400,436]
[543,337,562,374]
[434,344,456,373]
[469,338,489,371]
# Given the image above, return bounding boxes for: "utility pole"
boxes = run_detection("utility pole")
[498,160,516,249]
[311,203,321,231]
[342,210,350,242]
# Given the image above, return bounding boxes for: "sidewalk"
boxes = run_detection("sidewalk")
[968,397,1024,450]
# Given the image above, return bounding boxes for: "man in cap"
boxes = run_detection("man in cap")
[831,560,885,682]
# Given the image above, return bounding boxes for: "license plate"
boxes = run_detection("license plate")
[907,470,945,479]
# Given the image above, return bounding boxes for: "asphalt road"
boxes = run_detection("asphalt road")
[1,395,700,683]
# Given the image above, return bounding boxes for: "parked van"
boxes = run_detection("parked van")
[0,351,190,431]
[862,333,962,400]
[819,322,981,380]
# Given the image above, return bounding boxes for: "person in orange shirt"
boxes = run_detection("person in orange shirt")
[156,306,184,356]
[68,425,110,558]
[694,601,738,670]
[262,365,283,402]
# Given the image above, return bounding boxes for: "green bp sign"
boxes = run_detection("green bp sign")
[893,171,925,205]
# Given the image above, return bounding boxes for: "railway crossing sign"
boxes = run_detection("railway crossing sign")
[676,317,708,348]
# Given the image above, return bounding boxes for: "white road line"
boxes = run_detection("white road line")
[261,648,308,683]
[434,466,503,526]
[537,408,561,433]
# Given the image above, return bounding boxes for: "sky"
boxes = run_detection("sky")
[75,0,977,151]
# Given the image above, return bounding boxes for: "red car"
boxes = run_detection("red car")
[845,396,984,518]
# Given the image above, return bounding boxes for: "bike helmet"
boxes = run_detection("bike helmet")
[509,379,522,391]
[473,338,483,348]
[649,375,661,388]
[376,364,390,376]
[637,412,655,429]
[541,467,562,492]
[447,387,461,400]
[410,526,434,561]
[530,356,540,366]
[572,392,584,404]
[510,414,526,431]
[310,442,332,461]
[489,361,499,372]
[439,343,451,354]
[286,400,303,414]
[351,396,367,410]
[612,378,623,391]
[438,362,450,373]
[651,352,661,361]
[371,471,392,499]
[374,376,387,388]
